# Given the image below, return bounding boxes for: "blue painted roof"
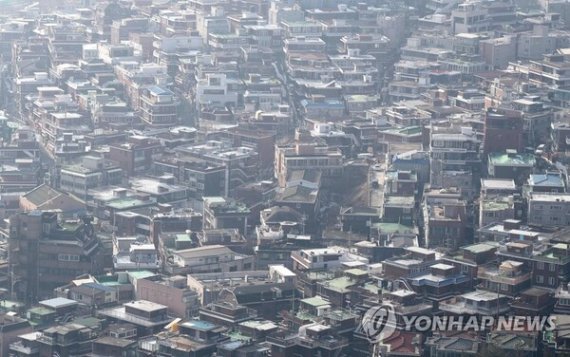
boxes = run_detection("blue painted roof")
[182,319,218,331]
[529,173,565,187]
[82,282,116,293]
[148,86,173,96]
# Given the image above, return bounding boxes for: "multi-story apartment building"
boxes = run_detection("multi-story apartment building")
[153,34,203,75]
[529,51,570,89]
[15,72,54,118]
[98,300,174,336]
[135,275,200,319]
[479,196,516,227]
[59,156,123,200]
[429,126,481,199]
[483,108,524,154]
[0,314,33,356]
[41,112,91,157]
[451,2,489,34]
[207,127,276,167]
[153,153,227,199]
[275,130,343,188]
[488,150,535,185]
[108,136,163,177]
[291,247,368,272]
[244,24,282,49]
[195,73,240,110]
[111,18,149,45]
[339,33,391,59]
[130,177,190,206]
[528,193,570,227]
[163,244,254,275]
[193,2,230,33]
[7,211,107,304]
[139,86,180,127]
[176,141,259,197]
[283,36,326,55]
[525,172,566,199]
[477,260,531,296]
[154,10,197,36]
[498,241,570,289]
[423,197,468,251]
[115,62,170,110]
[280,20,323,37]
[203,196,250,234]
[91,99,136,128]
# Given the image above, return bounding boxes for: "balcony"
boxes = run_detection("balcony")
[9,340,39,354]
[440,295,510,316]
[477,268,531,286]
[267,334,297,347]
[290,251,311,269]
[37,335,54,345]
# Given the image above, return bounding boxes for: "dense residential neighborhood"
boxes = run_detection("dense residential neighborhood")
[1,0,570,356]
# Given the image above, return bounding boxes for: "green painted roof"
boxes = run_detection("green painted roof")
[322,277,356,293]
[370,222,415,234]
[28,307,55,316]
[176,234,192,242]
[381,126,422,136]
[488,152,535,167]
[107,197,152,210]
[463,243,497,254]
[301,296,330,307]
[127,270,156,279]
[482,200,511,211]
[345,268,368,276]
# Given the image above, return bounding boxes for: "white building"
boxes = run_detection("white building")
[291,246,368,271]
[195,73,240,109]
[528,193,570,227]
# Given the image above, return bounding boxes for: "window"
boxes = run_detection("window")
[550,264,556,272]
[58,254,80,262]
[537,262,544,270]
[536,275,544,284]
[549,277,556,286]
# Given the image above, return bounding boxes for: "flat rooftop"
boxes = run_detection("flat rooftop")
[481,178,516,191]
[461,290,508,301]
[488,152,535,167]
[124,300,167,313]
[301,296,331,308]
[181,319,219,332]
[530,193,570,202]
[39,297,78,310]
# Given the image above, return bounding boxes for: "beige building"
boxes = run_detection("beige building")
[20,184,85,217]
[0,314,32,356]
[274,130,342,187]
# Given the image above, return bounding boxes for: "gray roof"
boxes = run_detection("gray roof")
[23,184,63,206]
[277,185,318,204]
[263,206,303,223]
[287,169,322,184]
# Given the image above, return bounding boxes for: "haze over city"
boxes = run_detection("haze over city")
[0,0,569,356]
